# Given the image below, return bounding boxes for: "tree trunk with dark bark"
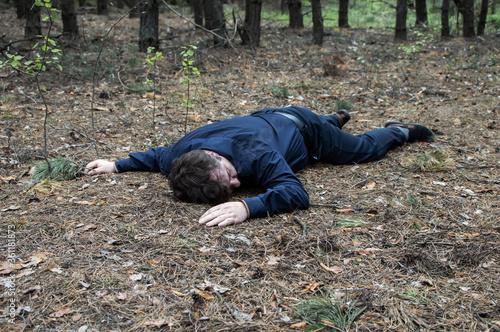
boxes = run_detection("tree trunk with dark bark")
[240,0,262,47]
[61,0,79,40]
[415,0,428,26]
[139,0,159,52]
[25,0,41,38]
[191,0,204,27]
[477,0,488,35]
[441,0,451,37]
[461,0,475,37]
[129,0,142,18]
[97,0,108,15]
[16,0,27,19]
[288,0,303,29]
[338,0,349,28]
[311,0,323,45]
[395,0,407,40]
[204,0,227,46]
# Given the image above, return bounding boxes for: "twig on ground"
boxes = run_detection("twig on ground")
[293,216,307,236]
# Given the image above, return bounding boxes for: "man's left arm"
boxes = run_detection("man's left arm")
[198,152,309,226]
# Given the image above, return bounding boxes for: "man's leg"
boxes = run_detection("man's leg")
[319,126,407,164]
[324,110,350,129]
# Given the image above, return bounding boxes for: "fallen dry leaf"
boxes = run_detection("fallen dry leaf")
[0,175,16,182]
[336,208,353,213]
[364,182,376,190]
[22,253,47,268]
[73,200,97,206]
[290,321,307,329]
[197,291,215,301]
[319,262,343,274]
[79,224,97,232]
[147,255,164,264]
[172,290,187,297]
[49,307,72,318]
[304,281,323,292]
[49,267,63,274]
[141,318,169,327]
[267,256,280,265]
[0,261,24,275]
[71,313,82,321]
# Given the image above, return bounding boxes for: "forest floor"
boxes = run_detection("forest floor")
[0,6,499,332]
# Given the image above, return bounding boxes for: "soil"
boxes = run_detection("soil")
[1,7,499,332]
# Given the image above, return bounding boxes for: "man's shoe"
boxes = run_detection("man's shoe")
[336,109,351,127]
[385,121,435,142]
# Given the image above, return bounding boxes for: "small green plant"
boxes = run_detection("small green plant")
[145,46,164,127]
[405,193,419,208]
[126,82,154,93]
[0,0,62,176]
[335,99,355,111]
[179,45,201,133]
[398,31,433,56]
[335,217,368,228]
[295,294,366,331]
[31,156,83,181]
[270,85,291,98]
[0,0,62,74]
[398,287,430,305]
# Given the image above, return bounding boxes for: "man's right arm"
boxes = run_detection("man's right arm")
[85,159,117,175]
[86,147,173,176]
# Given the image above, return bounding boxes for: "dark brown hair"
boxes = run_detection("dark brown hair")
[168,150,230,204]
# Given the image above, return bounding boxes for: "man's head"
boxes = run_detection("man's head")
[168,150,240,204]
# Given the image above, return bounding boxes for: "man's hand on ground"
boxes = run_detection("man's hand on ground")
[199,202,248,227]
[85,160,116,175]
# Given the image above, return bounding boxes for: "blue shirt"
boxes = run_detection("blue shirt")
[115,110,310,218]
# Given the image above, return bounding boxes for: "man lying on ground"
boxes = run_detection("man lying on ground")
[86,106,435,227]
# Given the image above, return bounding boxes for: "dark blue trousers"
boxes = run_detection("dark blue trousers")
[256,106,407,165]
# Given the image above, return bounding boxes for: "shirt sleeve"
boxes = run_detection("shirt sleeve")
[242,151,309,218]
[114,146,173,175]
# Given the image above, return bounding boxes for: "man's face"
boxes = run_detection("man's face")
[205,151,241,194]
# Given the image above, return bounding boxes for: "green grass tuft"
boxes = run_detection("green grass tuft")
[410,147,455,172]
[31,156,82,181]
[295,294,366,331]
[335,99,356,111]
[336,217,368,228]
[398,287,430,305]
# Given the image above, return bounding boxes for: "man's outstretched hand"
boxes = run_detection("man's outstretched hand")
[199,202,249,227]
[85,160,116,175]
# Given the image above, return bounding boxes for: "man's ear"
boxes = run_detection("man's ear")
[203,150,220,158]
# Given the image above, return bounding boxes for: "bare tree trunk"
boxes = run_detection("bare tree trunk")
[338,0,349,28]
[311,0,323,45]
[453,0,475,37]
[129,0,142,18]
[61,0,79,40]
[97,0,108,15]
[139,0,159,52]
[461,0,475,36]
[192,0,204,26]
[395,0,407,40]
[239,0,262,47]
[16,0,27,19]
[415,0,428,25]
[25,0,41,38]
[288,0,303,28]
[441,0,451,37]
[477,0,488,35]
[204,0,227,46]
